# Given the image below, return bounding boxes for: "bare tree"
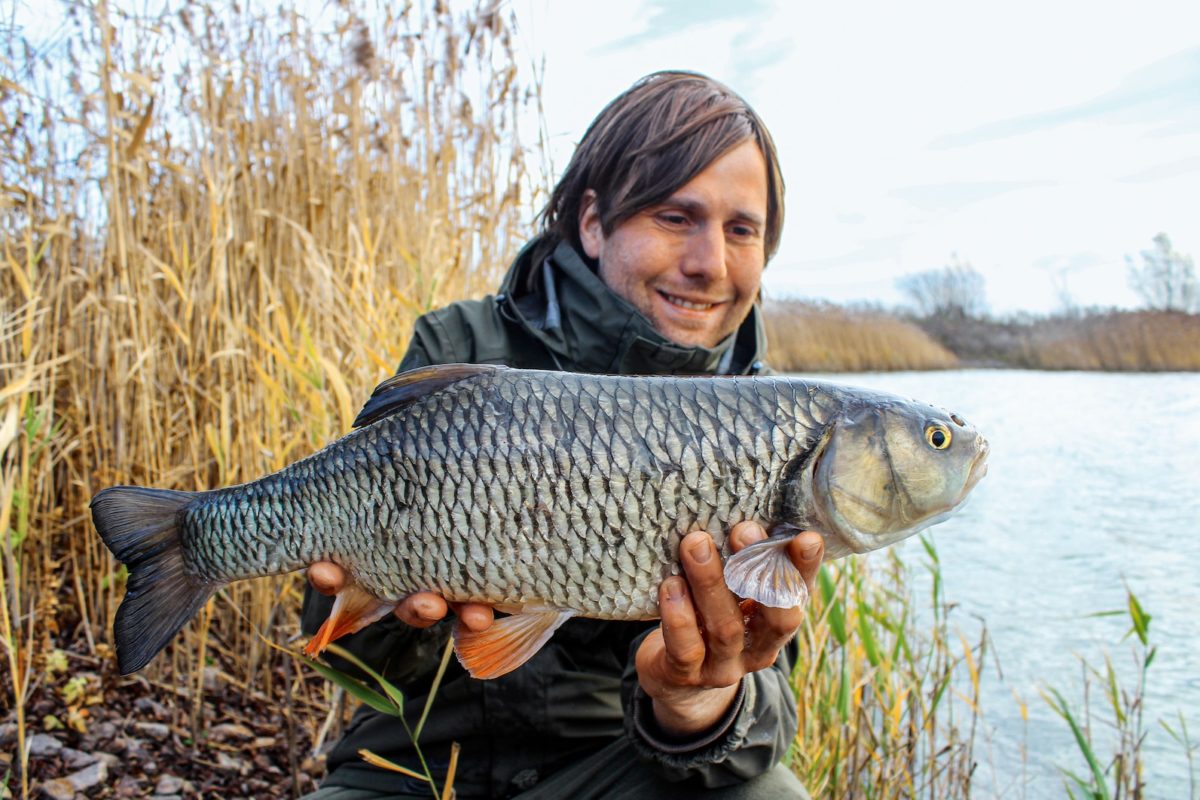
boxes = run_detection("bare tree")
[896,255,987,318]
[1127,233,1197,312]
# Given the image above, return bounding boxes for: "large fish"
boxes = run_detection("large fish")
[91,364,988,678]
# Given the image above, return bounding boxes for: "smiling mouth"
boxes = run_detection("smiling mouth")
[658,291,721,311]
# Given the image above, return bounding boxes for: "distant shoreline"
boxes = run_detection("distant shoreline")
[764,300,1200,373]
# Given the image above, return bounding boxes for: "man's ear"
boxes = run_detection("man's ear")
[577,190,604,260]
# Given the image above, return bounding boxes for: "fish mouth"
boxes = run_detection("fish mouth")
[958,438,990,502]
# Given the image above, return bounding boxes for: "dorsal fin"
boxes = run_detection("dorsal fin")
[352,363,507,428]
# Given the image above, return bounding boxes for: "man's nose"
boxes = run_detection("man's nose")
[680,224,727,281]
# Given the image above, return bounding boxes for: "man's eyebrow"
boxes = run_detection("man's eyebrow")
[731,209,766,227]
[657,196,766,227]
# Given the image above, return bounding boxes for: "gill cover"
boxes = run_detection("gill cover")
[814,402,977,556]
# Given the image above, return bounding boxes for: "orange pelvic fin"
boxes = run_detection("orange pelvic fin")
[453,608,574,680]
[304,584,396,657]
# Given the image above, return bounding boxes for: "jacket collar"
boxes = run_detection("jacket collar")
[499,238,767,376]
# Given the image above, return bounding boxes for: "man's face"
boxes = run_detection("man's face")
[578,139,769,349]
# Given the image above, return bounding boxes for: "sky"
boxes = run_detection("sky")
[511,0,1200,315]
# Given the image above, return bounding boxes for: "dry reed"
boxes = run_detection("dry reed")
[1016,310,1200,371]
[2,0,537,792]
[764,299,959,372]
[791,542,986,798]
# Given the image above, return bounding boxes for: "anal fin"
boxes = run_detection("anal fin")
[304,584,396,657]
[453,609,574,679]
[723,534,809,609]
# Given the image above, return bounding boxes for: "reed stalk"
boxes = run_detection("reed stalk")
[2,1,536,794]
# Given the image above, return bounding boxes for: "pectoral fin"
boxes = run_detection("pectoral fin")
[304,584,396,657]
[453,609,574,679]
[723,534,809,609]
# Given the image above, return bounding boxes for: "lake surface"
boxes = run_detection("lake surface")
[808,370,1200,799]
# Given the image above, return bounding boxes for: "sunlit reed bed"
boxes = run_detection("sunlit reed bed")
[2,1,533,794]
[763,299,960,373]
[1016,310,1200,371]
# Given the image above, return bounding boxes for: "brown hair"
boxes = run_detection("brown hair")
[534,71,785,268]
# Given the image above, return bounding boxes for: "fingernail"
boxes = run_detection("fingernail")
[666,578,683,602]
[416,598,436,618]
[739,524,766,547]
[689,539,712,564]
[802,539,822,560]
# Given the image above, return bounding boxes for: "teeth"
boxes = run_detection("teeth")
[662,293,715,311]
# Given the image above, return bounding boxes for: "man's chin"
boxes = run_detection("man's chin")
[653,321,725,349]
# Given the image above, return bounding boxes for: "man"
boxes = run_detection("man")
[302,71,824,799]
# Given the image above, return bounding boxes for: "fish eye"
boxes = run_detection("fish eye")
[925,423,952,450]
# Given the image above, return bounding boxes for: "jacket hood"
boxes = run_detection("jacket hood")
[497,238,767,375]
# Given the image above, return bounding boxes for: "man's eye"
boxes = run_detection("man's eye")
[729,224,757,238]
[658,212,689,225]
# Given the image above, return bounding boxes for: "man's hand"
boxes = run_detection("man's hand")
[307,562,495,632]
[635,522,824,738]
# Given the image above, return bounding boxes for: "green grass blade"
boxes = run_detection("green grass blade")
[1126,589,1151,646]
[1102,659,1125,726]
[836,655,851,721]
[857,608,882,668]
[325,643,406,714]
[303,656,398,717]
[1045,687,1111,799]
[820,568,848,647]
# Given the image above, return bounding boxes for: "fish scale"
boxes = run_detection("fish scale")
[182,371,800,618]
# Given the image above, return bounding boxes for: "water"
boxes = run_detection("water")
[811,369,1200,798]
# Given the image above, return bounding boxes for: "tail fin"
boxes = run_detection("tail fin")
[90,486,217,674]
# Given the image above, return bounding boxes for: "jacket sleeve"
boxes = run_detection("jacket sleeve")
[620,629,800,787]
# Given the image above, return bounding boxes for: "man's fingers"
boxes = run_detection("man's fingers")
[728,520,767,553]
[394,596,495,631]
[395,592,449,628]
[679,531,746,677]
[744,602,805,671]
[307,562,346,596]
[680,532,743,626]
[787,530,825,597]
[742,529,822,671]
[657,576,705,682]
[451,602,495,632]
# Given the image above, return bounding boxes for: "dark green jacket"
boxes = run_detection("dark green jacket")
[302,240,797,798]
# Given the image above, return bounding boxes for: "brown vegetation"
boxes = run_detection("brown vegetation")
[2,2,535,795]
[765,300,1200,373]
[1013,310,1200,371]
[763,299,959,372]
[910,309,1200,371]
